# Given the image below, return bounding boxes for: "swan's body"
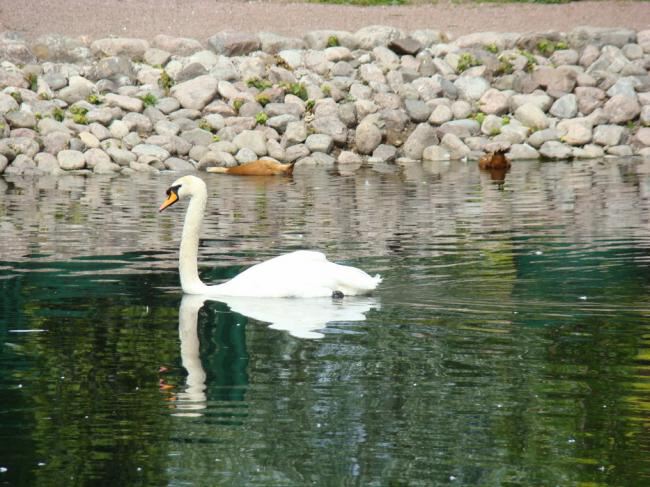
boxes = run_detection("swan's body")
[159,175,381,297]
[206,159,294,176]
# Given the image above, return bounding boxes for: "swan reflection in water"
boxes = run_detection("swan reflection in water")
[173,294,379,416]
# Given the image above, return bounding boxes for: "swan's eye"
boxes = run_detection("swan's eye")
[166,185,181,197]
[159,185,182,212]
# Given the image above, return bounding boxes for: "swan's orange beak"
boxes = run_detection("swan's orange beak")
[159,190,178,212]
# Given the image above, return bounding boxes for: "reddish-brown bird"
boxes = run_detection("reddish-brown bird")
[207,159,294,176]
[478,149,511,170]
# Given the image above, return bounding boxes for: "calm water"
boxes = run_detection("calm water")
[1,159,650,486]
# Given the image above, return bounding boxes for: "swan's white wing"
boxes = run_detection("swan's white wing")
[208,250,381,298]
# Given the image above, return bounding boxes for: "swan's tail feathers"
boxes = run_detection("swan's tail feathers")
[206,166,228,173]
[335,266,382,295]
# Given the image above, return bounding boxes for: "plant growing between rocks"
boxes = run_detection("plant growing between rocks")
[281,82,309,101]
[255,93,271,106]
[158,70,174,95]
[140,93,157,107]
[273,55,292,71]
[69,106,88,125]
[198,119,213,132]
[471,112,486,124]
[326,35,340,48]
[233,98,245,114]
[496,54,515,75]
[255,112,268,125]
[457,52,481,73]
[25,73,38,91]
[519,49,538,72]
[536,38,569,55]
[52,107,65,122]
[247,77,273,90]
[87,93,102,105]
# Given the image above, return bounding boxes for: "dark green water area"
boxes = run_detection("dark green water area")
[1,159,649,485]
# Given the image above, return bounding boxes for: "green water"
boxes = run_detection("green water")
[1,159,650,486]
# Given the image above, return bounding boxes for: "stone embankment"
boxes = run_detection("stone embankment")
[0,26,648,176]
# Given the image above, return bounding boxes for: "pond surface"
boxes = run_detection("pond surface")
[1,159,650,486]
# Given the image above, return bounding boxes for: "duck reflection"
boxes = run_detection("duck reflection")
[173,294,379,416]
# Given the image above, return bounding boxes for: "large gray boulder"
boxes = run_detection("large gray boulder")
[0,34,35,64]
[233,130,267,156]
[539,141,573,159]
[593,124,625,146]
[479,89,511,115]
[171,75,219,110]
[30,34,90,63]
[57,149,86,170]
[557,119,592,146]
[208,31,260,56]
[603,94,641,123]
[152,34,203,56]
[508,143,540,160]
[354,25,404,50]
[549,94,578,119]
[454,76,490,102]
[91,37,149,59]
[35,152,64,174]
[568,26,636,49]
[514,103,549,130]
[311,116,348,145]
[402,123,438,160]
[355,119,383,155]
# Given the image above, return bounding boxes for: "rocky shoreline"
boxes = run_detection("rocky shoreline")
[0,25,648,176]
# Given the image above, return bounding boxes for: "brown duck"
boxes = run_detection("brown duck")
[478,149,510,170]
[207,159,295,176]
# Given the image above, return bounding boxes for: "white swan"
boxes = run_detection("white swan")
[159,175,382,297]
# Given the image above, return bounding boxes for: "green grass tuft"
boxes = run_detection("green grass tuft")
[471,112,486,124]
[69,105,88,125]
[140,93,158,107]
[10,91,23,104]
[52,107,65,122]
[255,93,271,106]
[281,82,309,101]
[87,93,102,105]
[247,78,273,90]
[158,70,174,95]
[25,73,38,91]
[326,35,340,48]
[255,112,268,125]
[233,98,245,114]
[457,52,481,73]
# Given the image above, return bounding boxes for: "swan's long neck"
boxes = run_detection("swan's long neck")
[179,188,209,294]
